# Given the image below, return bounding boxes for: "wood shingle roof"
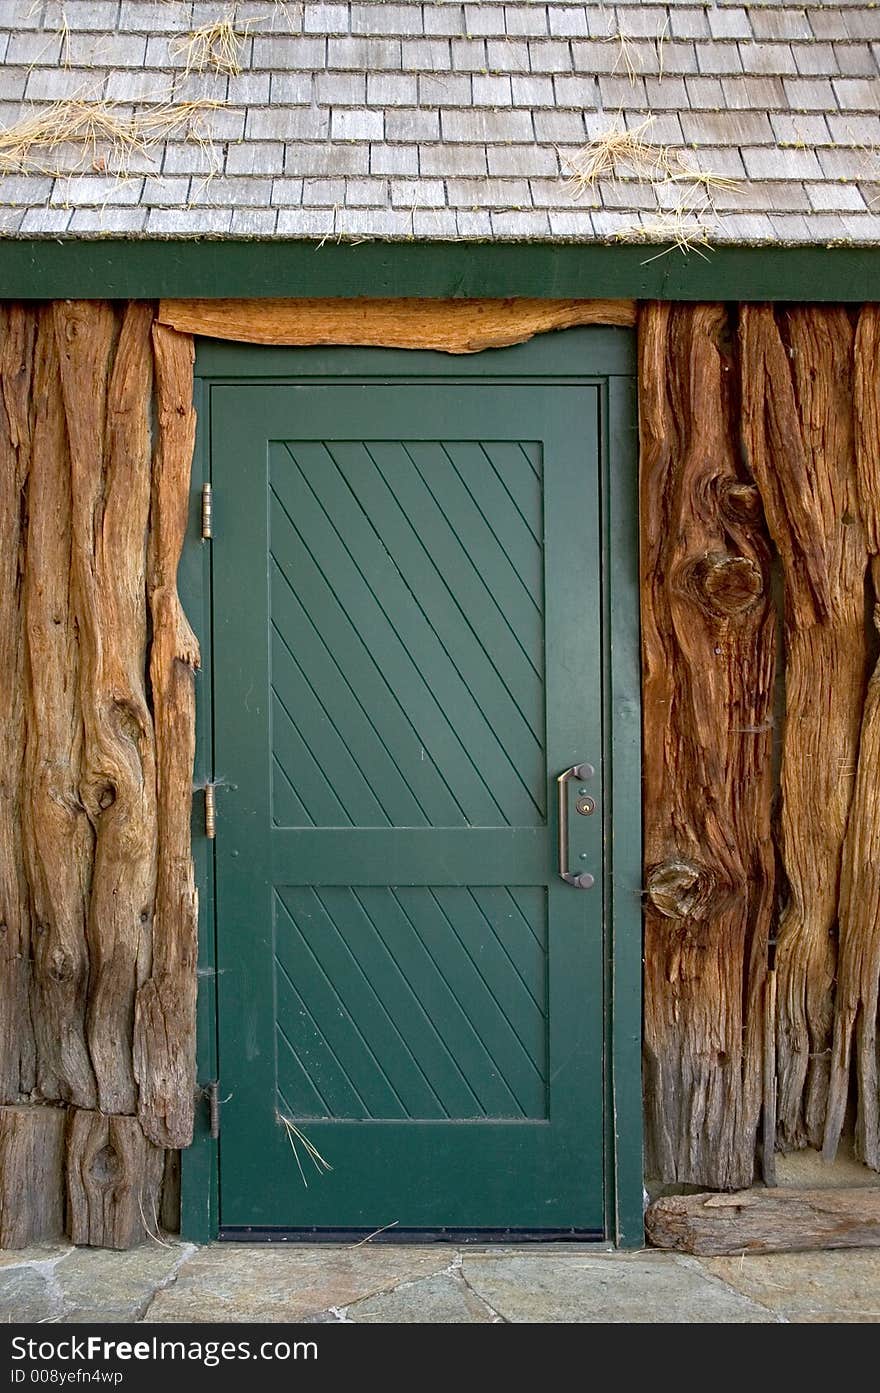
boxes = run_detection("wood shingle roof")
[1,1,880,243]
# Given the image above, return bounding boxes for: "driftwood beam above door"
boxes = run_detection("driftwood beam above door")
[157,297,637,352]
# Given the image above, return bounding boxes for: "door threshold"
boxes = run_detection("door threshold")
[219,1227,606,1244]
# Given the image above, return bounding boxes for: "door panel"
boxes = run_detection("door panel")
[268,438,545,828]
[212,374,605,1231]
[274,885,548,1121]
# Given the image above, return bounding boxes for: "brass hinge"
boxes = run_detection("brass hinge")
[204,783,217,839]
[201,482,213,540]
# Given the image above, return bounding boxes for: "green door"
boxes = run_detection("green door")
[212,343,608,1233]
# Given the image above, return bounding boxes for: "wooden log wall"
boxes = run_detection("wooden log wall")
[0,302,198,1248]
[643,300,880,1189]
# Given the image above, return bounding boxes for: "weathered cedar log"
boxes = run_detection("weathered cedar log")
[825,304,880,1170]
[0,305,36,1101]
[0,1105,66,1247]
[55,302,158,1117]
[157,296,637,350]
[646,1187,880,1256]
[134,324,200,1149]
[741,305,867,1151]
[24,309,96,1108]
[66,1108,165,1249]
[640,302,776,1189]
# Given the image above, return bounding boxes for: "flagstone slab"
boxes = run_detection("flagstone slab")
[55,1243,195,1320]
[699,1249,880,1323]
[461,1251,778,1323]
[346,1271,493,1323]
[146,1244,450,1323]
[0,1267,62,1323]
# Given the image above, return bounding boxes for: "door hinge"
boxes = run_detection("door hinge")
[204,782,217,839]
[201,482,213,540]
[204,1080,220,1140]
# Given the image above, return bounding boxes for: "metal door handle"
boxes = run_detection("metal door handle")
[557,765,595,889]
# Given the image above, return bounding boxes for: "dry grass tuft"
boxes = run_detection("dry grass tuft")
[563,116,676,194]
[669,170,741,195]
[609,28,641,87]
[606,15,670,86]
[57,2,71,68]
[563,114,742,255]
[271,0,305,30]
[351,1221,400,1246]
[0,96,222,177]
[656,13,670,81]
[172,16,244,77]
[277,1112,333,1188]
[617,204,716,261]
[137,1189,175,1250]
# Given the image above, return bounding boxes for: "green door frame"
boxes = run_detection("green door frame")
[180,327,643,1248]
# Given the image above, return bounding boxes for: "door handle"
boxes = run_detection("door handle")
[557,765,595,889]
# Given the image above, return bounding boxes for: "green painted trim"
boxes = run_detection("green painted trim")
[194,330,636,379]
[604,376,644,1249]
[182,327,644,1245]
[1,239,879,302]
[178,376,219,1246]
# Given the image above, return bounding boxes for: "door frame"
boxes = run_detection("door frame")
[180,325,644,1247]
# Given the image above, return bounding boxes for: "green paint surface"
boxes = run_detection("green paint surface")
[2,238,878,301]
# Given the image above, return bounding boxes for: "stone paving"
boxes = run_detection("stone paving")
[3,1148,878,1325]
[2,1239,879,1324]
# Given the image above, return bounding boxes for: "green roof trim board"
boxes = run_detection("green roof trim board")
[0,237,878,300]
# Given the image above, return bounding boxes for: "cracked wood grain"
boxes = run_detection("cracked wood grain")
[641,302,776,1188]
[0,304,37,1102]
[134,324,200,1150]
[55,301,158,1117]
[23,307,96,1109]
[741,304,867,1152]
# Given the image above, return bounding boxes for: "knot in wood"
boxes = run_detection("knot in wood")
[114,700,144,745]
[90,1143,121,1185]
[48,951,75,984]
[647,859,715,921]
[692,552,763,618]
[722,482,763,525]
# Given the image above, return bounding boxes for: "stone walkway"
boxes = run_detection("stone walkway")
[2,1240,879,1323]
